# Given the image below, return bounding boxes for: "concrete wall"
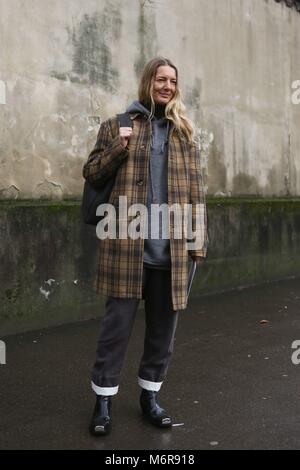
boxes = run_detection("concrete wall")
[0,0,300,198]
[1,198,300,336]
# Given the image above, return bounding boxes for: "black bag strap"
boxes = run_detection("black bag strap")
[117,112,133,128]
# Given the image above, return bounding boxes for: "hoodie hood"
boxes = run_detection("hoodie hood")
[126,100,167,121]
[126,100,170,152]
[126,100,151,117]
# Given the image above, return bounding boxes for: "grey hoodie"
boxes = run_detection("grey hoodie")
[126,100,171,269]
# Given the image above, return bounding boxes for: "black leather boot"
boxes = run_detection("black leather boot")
[140,389,172,428]
[89,395,112,436]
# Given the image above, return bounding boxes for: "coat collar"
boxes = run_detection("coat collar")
[128,112,175,136]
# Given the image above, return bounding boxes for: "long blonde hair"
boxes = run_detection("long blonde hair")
[138,57,196,144]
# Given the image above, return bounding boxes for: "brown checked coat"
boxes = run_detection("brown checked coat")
[82,111,208,310]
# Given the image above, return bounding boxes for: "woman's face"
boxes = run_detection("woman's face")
[152,65,177,105]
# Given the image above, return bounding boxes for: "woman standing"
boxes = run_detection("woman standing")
[83,57,208,436]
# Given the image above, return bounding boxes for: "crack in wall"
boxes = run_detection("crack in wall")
[0,185,20,199]
[33,179,63,199]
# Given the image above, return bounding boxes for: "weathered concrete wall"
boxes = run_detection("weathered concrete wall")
[0,0,299,198]
[1,198,300,336]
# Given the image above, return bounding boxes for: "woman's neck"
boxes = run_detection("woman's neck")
[142,101,166,119]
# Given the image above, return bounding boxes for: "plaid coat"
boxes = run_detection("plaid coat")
[82,111,208,310]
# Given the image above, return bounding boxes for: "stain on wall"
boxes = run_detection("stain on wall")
[232,173,260,195]
[185,77,202,123]
[134,0,158,78]
[63,2,122,90]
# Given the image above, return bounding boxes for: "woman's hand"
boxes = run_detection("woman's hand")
[119,127,133,148]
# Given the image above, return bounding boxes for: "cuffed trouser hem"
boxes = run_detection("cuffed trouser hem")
[138,377,163,392]
[91,381,119,396]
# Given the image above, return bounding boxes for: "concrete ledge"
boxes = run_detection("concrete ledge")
[194,196,300,296]
[1,197,300,335]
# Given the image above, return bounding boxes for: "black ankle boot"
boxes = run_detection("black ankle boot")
[89,395,112,436]
[140,389,172,428]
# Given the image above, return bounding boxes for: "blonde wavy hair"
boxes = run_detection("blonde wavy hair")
[138,57,196,144]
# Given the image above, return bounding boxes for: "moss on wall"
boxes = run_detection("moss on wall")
[1,197,300,335]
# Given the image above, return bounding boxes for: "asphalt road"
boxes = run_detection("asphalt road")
[1,277,300,450]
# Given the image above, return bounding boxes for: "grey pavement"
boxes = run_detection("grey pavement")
[1,277,300,450]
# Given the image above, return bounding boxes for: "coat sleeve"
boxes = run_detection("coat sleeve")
[188,143,209,258]
[82,118,129,185]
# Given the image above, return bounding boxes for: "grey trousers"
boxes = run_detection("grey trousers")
[91,266,179,396]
